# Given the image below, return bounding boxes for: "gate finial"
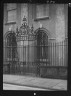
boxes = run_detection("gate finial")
[23,16,27,22]
[22,16,27,26]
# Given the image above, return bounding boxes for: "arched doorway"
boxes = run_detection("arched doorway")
[35,28,48,76]
[36,30,48,62]
[5,32,17,73]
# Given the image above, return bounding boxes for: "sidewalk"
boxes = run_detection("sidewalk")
[3,74,67,90]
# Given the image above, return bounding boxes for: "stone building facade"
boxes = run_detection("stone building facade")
[3,3,68,79]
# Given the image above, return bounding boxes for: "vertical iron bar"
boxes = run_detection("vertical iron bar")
[65,39,66,66]
[25,43,26,73]
[66,39,67,67]
[62,41,63,66]
[52,42,53,66]
[60,42,61,66]
[66,39,67,66]
[49,42,50,66]
[63,40,64,66]
[23,40,24,74]
[60,42,63,66]
[64,40,65,67]
[54,42,55,66]
[53,42,54,66]
[51,42,52,66]
[55,42,56,66]
[62,41,64,66]
[28,36,29,72]
[49,42,50,67]
[58,42,59,66]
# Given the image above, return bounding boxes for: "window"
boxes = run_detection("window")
[7,10,16,22]
[7,3,17,10]
[7,3,17,23]
[35,4,49,19]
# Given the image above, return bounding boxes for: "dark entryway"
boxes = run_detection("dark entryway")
[36,30,48,63]
[36,30,48,76]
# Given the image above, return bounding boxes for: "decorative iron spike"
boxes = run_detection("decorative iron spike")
[16,26,19,36]
[31,24,34,34]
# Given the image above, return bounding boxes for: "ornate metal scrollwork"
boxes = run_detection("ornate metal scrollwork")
[16,16,36,41]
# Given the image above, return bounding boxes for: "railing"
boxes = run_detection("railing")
[48,39,68,67]
[3,38,68,76]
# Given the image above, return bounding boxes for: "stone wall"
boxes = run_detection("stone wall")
[40,67,67,79]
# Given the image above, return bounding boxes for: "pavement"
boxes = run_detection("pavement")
[3,83,48,90]
[3,74,67,91]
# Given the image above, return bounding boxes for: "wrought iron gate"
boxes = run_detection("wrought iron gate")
[15,17,48,76]
[16,18,38,76]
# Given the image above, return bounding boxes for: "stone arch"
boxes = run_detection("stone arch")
[34,27,50,38]
[4,31,16,41]
[4,31,17,62]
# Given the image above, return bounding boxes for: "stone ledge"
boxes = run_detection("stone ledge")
[40,67,67,79]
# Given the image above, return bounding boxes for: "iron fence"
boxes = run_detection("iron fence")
[3,38,68,77]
